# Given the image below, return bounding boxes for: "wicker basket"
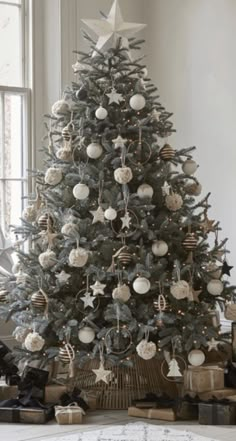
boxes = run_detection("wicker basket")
[75,355,178,410]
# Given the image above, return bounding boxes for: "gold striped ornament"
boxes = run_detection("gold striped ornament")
[159,144,175,161]
[31,289,48,311]
[58,343,75,378]
[182,233,198,251]
[0,290,8,303]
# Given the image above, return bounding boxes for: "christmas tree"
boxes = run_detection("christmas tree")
[0,0,235,381]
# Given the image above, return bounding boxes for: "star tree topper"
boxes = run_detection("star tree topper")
[81,0,146,58]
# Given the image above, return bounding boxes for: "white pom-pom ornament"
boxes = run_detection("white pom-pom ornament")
[207,279,224,296]
[86,142,103,159]
[95,106,108,120]
[133,277,150,294]
[152,240,168,257]
[39,249,56,269]
[112,283,131,303]
[24,332,45,352]
[45,168,63,186]
[170,280,189,300]
[104,207,117,221]
[188,349,205,366]
[61,223,79,237]
[13,326,30,343]
[129,94,146,111]
[136,339,156,360]
[78,326,95,344]
[69,247,88,268]
[114,167,133,184]
[137,184,154,199]
[73,183,90,200]
[165,193,183,211]
[51,99,69,117]
[182,159,198,175]
[22,205,37,222]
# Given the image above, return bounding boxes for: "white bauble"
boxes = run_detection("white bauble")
[137,184,154,199]
[13,326,30,344]
[114,167,133,184]
[45,168,63,186]
[182,159,198,176]
[38,249,56,269]
[51,99,69,117]
[61,223,79,237]
[112,283,131,303]
[95,106,108,120]
[86,142,103,159]
[56,148,72,161]
[136,339,156,360]
[73,183,90,200]
[165,193,183,211]
[69,247,88,267]
[78,326,95,344]
[104,207,117,221]
[24,332,45,352]
[207,279,224,296]
[206,263,222,280]
[152,240,168,257]
[129,94,146,111]
[188,349,205,367]
[22,205,37,222]
[170,280,189,300]
[185,182,202,196]
[133,277,150,294]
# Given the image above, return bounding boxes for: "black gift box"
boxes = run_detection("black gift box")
[0,340,19,383]
[0,405,54,424]
[18,366,49,401]
[199,402,236,425]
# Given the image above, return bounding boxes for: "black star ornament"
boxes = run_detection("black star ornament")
[221,260,233,276]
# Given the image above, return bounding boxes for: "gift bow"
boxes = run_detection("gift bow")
[55,403,85,424]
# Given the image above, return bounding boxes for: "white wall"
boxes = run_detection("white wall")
[145,0,236,283]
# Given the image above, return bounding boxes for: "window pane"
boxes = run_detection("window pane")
[5,179,23,230]
[3,94,24,179]
[0,3,22,86]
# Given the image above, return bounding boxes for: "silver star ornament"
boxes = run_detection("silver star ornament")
[92,362,112,384]
[90,280,106,296]
[112,135,127,149]
[56,271,71,285]
[90,206,105,224]
[106,88,124,105]
[121,211,131,229]
[81,291,96,309]
[207,338,219,352]
[81,0,146,58]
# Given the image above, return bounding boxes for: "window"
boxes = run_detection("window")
[0,0,30,236]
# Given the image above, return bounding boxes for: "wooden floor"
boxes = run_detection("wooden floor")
[0,410,235,441]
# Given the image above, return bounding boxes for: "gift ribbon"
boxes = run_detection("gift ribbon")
[55,403,85,424]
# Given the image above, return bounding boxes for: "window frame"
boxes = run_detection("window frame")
[0,0,31,234]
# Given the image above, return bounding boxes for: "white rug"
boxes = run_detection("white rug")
[41,422,218,441]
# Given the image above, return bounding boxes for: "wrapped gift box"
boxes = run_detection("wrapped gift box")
[199,402,236,425]
[199,388,236,401]
[45,385,67,404]
[128,406,176,421]
[0,405,54,424]
[55,404,85,424]
[0,382,18,401]
[184,366,224,393]
[176,401,198,420]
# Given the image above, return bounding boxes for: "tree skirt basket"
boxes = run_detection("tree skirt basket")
[76,355,178,410]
